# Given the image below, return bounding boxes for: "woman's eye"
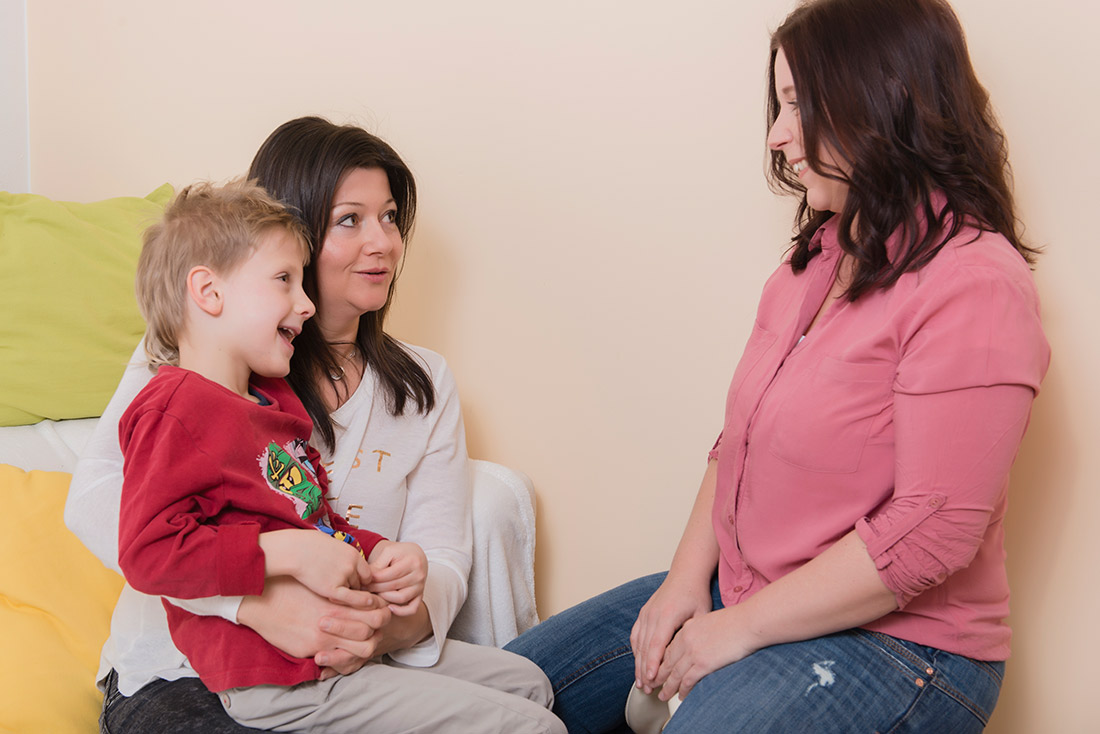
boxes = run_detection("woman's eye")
[382,210,398,224]
[335,213,358,227]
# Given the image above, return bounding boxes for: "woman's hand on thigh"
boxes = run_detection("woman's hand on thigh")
[630,575,713,694]
[654,606,755,701]
[238,576,390,675]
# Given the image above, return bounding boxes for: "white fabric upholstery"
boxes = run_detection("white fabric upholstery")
[0,419,540,648]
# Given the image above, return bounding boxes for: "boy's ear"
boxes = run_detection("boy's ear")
[186,266,223,316]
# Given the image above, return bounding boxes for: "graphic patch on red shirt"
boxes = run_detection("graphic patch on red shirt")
[258,438,364,555]
[260,438,323,519]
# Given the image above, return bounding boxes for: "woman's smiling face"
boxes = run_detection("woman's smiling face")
[767,47,850,214]
[314,167,404,336]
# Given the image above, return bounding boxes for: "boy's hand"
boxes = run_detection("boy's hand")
[366,540,428,616]
[259,529,374,606]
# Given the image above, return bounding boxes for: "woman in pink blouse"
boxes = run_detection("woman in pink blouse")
[506,0,1050,731]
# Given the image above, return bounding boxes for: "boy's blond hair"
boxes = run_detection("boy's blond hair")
[136,178,310,369]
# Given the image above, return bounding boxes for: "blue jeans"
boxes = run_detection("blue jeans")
[504,572,1004,733]
[101,669,262,733]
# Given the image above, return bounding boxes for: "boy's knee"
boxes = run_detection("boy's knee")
[543,712,568,734]
[504,650,555,708]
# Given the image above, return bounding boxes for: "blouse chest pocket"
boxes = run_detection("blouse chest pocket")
[763,356,896,474]
[724,323,779,428]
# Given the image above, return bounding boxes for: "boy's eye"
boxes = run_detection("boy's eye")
[276,273,289,282]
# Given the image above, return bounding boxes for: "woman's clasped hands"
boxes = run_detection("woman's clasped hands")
[238,575,390,679]
[630,574,761,703]
[248,529,429,678]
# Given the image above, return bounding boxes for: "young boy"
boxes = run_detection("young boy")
[116,180,427,729]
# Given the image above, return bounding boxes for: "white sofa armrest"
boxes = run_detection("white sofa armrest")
[450,458,540,648]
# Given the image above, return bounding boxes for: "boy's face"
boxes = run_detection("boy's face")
[218,228,314,380]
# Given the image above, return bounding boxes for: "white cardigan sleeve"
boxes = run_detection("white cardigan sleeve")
[64,342,147,571]
[385,356,473,666]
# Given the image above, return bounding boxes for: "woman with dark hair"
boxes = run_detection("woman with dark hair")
[248,117,434,455]
[67,117,565,733]
[505,0,1049,731]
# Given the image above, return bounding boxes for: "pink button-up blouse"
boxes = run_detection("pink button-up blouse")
[710,215,1049,660]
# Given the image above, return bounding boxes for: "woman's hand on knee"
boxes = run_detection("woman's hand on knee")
[654,606,755,701]
[630,575,713,694]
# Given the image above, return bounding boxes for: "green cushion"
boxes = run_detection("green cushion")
[0,185,173,426]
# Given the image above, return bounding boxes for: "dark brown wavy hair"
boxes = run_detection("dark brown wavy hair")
[767,0,1038,299]
[249,116,434,450]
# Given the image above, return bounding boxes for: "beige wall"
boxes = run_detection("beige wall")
[26,0,1097,730]
[1,0,29,191]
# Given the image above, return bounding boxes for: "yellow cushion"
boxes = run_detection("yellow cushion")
[0,464,124,733]
[0,185,173,426]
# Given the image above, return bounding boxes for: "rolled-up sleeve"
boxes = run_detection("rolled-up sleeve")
[708,432,723,462]
[855,262,1049,608]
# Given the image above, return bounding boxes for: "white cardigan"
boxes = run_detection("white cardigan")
[63,341,537,696]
